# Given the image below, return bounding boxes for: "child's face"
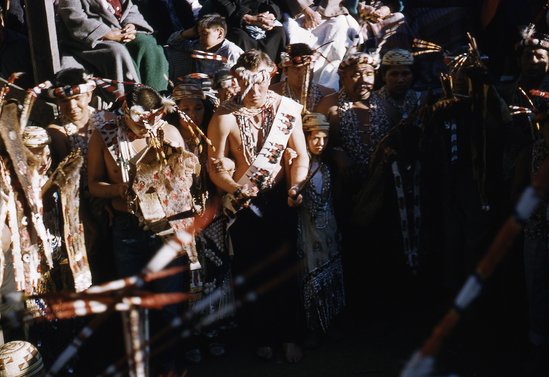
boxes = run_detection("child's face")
[29,145,52,176]
[198,26,223,51]
[307,130,328,156]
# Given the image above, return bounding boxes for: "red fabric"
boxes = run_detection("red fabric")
[107,0,124,20]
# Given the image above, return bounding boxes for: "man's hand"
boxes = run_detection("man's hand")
[288,186,303,207]
[103,24,136,43]
[115,183,130,199]
[301,7,322,30]
[243,12,276,31]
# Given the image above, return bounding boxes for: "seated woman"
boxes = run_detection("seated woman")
[57,0,169,96]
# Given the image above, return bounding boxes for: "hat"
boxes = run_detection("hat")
[23,126,51,148]
[381,48,414,66]
[0,341,44,377]
[279,43,316,68]
[173,83,205,101]
[303,112,329,132]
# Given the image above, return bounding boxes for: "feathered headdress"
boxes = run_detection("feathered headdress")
[515,23,549,51]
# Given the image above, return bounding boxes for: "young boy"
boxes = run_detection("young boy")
[167,13,244,78]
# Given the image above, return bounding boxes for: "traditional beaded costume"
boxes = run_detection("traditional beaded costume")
[337,90,391,176]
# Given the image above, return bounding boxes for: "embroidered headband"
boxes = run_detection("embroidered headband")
[173,83,205,101]
[381,48,414,66]
[23,126,51,147]
[302,113,330,132]
[47,80,96,98]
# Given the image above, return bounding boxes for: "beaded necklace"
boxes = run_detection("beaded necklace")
[376,86,420,119]
[282,78,323,112]
[304,162,331,229]
[337,90,391,176]
[222,91,277,165]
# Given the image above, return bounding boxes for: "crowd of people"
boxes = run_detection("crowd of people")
[0,0,549,376]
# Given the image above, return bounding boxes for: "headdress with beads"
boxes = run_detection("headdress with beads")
[515,24,549,51]
[302,112,330,132]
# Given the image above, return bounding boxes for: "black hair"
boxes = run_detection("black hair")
[287,43,313,58]
[125,85,162,111]
[197,13,227,36]
[52,68,88,87]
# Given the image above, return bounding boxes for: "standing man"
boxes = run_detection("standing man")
[207,49,309,363]
[46,68,117,283]
[315,48,399,318]
[87,84,193,372]
[315,48,400,215]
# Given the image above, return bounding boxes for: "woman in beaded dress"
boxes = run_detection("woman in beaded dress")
[290,113,344,348]
[170,82,235,363]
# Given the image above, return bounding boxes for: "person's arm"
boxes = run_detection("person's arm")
[166,27,199,51]
[287,115,309,206]
[87,128,128,199]
[207,111,241,194]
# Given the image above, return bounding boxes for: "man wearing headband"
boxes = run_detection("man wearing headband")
[375,48,425,119]
[270,43,335,113]
[208,49,309,363]
[315,49,399,312]
[88,84,188,369]
[46,68,117,281]
[316,49,399,192]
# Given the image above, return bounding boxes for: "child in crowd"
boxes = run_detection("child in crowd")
[167,13,244,78]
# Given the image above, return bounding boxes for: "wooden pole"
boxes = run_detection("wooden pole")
[24,0,61,85]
